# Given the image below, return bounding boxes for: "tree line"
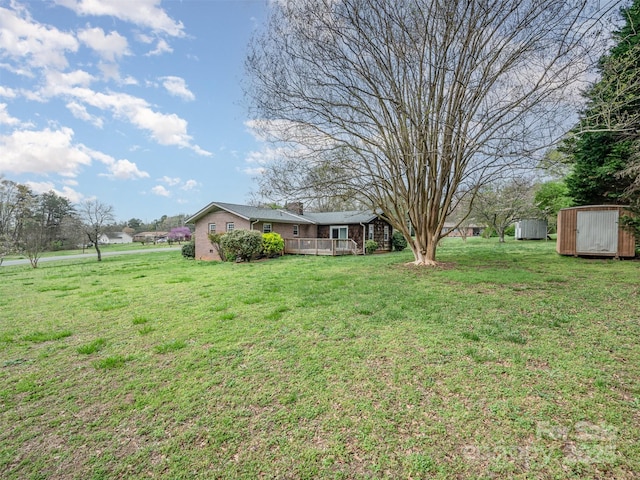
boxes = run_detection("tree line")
[0,178,115,266]
[0,177,192,267]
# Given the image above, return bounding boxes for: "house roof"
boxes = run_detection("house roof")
[304,211,378,225]
[133,231,169,237]
[101,231,132,239]
[186,202,380,226]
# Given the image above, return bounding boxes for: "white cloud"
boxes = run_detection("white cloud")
[181,179,198,190]
[54,0,185,37]
[84,147,149,180]
[77,26,130,62]
[0,125,147,181]
[160,76,195,101]
[0,6,78,71]
[0,104,20,126]
[43,69,95,92]
[0,127,92,176]
[159,176,181,186]
[0,86,17,98]
[146,38,172,56]
[66,101,104,128]
[39,81,212,156]
[105,159,149,180]
[151,185,170,197]
[26,181,84,203]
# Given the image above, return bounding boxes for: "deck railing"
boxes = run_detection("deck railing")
[284,238,359,256]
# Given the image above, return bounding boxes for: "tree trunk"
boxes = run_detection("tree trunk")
[94,243,102,261]
[409,234,439,266]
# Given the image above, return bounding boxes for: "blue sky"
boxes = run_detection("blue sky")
[0,0,271,223]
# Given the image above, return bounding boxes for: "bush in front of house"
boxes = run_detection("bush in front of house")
[181,241,195,259]
[365,239,378,254]
[262,232,285,257]
[219,229,264,262]
[208,233,227,261]
[391,231,408,251]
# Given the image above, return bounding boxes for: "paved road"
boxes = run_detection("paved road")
[0,247,181,267]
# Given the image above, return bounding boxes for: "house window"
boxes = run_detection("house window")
[383,226,389,241]
[226,222,235,232]
[208,223,216,233]
[368,224,374,240]
[330,226,348,239]
[263,223,272,233]
[293,224,299,236]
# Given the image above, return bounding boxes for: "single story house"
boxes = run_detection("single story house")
[97,231,133,244]
[133,231,169,243]
[442,222,484,238]
[186,202,393,261]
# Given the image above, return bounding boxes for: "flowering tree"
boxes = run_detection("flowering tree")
[168,227,192,244]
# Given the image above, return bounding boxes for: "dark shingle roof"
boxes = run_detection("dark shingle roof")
[304,211,378,225]
[186,202,381,226]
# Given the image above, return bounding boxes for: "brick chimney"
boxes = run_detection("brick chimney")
[285,202,303,215]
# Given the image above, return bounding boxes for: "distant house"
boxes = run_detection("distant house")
[185,202,393,261]
[442,222,484,238]
[98,231,133,244]
[133,231,169,243]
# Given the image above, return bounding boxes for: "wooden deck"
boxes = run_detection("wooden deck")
[284,238,359,256]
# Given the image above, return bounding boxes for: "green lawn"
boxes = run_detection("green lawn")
[2,241,179,261]
[0,239,638,479]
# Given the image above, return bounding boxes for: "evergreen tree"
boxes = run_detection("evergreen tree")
[565,0,640,206]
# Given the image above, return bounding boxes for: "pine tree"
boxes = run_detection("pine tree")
[565,1,640,206]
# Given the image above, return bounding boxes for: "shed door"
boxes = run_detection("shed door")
[576,210,618,254]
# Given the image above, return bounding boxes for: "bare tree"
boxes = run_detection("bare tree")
[247,0,613,265]
[79,200,115,262]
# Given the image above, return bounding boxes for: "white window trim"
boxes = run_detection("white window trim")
[330,225,348,239]
[263,223,272,233]
[293,224,299,236]
[226,222,235,232]
[383,225,389,241]
[368,224,374,240]
[208,223,216,233]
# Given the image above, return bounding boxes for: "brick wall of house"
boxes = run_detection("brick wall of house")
[194,211,250,260]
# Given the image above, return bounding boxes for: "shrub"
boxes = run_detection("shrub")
[208,233,226,261]
[391,231,408,251]
[181,241,195,259]
[365,239,378,254]
[219,229,264,262]
[504,224,516,237]
[262,232,285,257]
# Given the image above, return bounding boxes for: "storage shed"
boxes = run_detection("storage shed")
[515,219,548,240]
[556,205,636,258]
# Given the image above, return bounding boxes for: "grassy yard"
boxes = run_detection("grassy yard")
[0,238,638,479]
[2,241,179,261]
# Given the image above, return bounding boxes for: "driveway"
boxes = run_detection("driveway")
[0,247,181,267]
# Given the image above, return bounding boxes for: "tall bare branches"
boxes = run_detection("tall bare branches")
[79,200,115,262]
[247,0,612,264]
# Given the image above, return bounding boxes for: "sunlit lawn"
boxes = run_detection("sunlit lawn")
[0,238,638,478]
